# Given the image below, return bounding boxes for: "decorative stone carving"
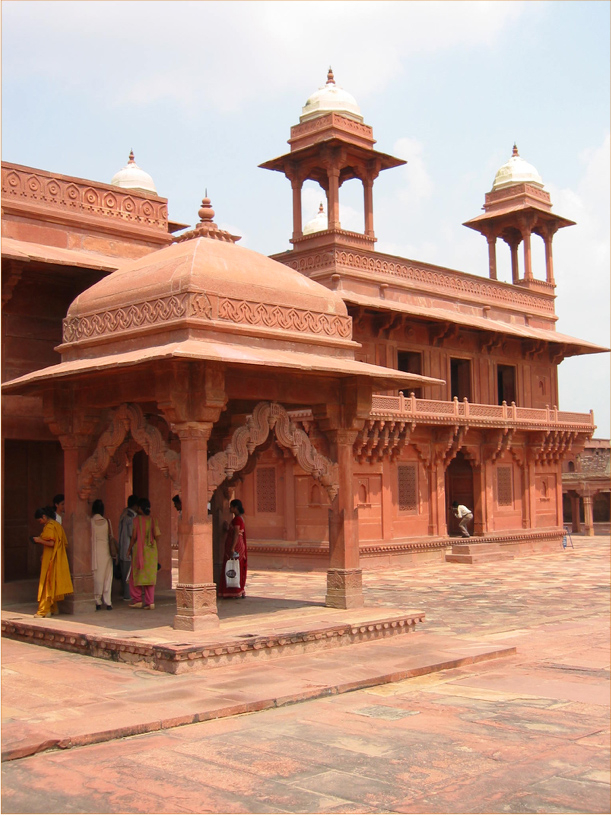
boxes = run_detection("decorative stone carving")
[77,403,180,499]
[218,296,352,338]
[1,165,168,231]
[207,401,339,500]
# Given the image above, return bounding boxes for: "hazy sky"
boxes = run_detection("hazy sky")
[2,0,609,436]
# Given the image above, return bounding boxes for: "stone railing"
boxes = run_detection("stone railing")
[370,394,595,431]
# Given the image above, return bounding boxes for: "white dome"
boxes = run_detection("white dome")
[303,203,328,235]
[110,150,157,194]
[492,145,543,191]
[300,68,363,124]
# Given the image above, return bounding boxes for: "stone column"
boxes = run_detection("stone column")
[283,452,297,543]
[60,435,95,614]
[571,493,581,533]
[487,235,497,280]
[542,229,556,285]
[583,494,595,536]
[327,168,341,230]
[174,423,219,630]
[508,239,520,284]
[363,177,375,237]
[326,429,362,609]
[522,228,533,281]
[291,178,303,241]
[472,462,487,536]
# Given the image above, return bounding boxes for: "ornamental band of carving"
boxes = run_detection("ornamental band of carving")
[287,249,554,313]
[63,292,350,343]
[1,167,168,230]
[207,401,339,500]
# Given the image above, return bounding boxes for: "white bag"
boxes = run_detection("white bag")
[225,556,240,588]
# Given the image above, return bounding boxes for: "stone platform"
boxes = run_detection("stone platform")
[2,590,431,675]
[446,540,515,564]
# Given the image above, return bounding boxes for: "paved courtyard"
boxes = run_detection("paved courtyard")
[2,536,609,814]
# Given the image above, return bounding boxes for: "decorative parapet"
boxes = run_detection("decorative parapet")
[369,394,595,432]
[277,247,556,316]
[1,163,169,233]
[62,291,352,344]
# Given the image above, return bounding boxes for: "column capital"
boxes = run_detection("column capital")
[173,421,215,442]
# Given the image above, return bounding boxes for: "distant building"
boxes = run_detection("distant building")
[562,439,611,534]
[2,71,607,626]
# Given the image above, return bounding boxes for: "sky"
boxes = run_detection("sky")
[2,0,610,436]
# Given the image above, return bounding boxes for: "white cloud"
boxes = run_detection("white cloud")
[3,1,527,112]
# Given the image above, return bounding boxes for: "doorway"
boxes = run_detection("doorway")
[445,452,475,537]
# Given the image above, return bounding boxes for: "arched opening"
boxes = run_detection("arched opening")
[445,451,475,537]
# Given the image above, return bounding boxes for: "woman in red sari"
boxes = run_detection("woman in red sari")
[218,499,247,598]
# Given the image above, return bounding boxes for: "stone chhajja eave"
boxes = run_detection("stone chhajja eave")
[1,339,443,397]
[340,291,608,356]
[59,289,356,353]
[272,244,557,319]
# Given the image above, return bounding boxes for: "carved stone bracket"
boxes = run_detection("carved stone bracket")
[207,401,339,501]
[2,260,24,308]
[77,403,180,499]
[485,428,514,464]
[354,419,413,463]
[528,429,579,465]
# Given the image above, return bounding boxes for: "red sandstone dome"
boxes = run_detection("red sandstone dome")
[61,228,356,361]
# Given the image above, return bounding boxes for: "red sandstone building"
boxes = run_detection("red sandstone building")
[2,72,606,628]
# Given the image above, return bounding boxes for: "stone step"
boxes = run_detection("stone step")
[449,542,507,555]
[446,552,515,564]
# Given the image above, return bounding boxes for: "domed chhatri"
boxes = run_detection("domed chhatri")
[492,144,544,191]
[303,202,328,235]
[300,67,363,124]
[61,197,353,360]
[110,150,157,195]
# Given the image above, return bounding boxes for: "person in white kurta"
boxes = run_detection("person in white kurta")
[91,499,114,610]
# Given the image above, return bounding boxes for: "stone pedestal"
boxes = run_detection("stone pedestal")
[325,568,363,609]
[174,583,220,630]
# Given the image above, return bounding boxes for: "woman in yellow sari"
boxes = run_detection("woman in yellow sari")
[32,507,73,618]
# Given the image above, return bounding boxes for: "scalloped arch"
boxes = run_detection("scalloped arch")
[77,403,180,499]
[207,401,339,501]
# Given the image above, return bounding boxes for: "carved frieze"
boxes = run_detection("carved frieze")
[1,165,168,231]
[285,248,555,315]
[62,291,351,344]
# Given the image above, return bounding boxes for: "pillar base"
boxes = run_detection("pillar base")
[59,595,96,615]
[325,568,364,609]
[174,582,219,630]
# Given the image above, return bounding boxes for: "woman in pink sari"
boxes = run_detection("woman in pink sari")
[218,499,247,598]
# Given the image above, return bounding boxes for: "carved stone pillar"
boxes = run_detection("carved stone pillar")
[326,428,362,609]
[363,177,375,237]
[583,494,595,536]
[508,238,520,284]
[472,462,488,536]
[522,227,533,280]
[60,434,96,614]
[486,235,497,281]
[291,177,303,241]
[327,168,341,230]
[174,422,219,630]
[283,452,297,543]
[571,493,581,533]
[542,231,555,285]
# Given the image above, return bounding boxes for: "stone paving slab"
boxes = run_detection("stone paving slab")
[0,629,513,762]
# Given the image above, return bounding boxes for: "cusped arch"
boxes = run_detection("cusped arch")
[77,403,180,499]
[207,401,339,500]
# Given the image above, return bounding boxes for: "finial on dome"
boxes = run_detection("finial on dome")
[327,66,335,84]
[198,196,215,223]
[512,143,519,157]
[318,202,324,213]
[128,149,135,163]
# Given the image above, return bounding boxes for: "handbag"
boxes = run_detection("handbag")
[113,560,122,581]
[225,555,240,588]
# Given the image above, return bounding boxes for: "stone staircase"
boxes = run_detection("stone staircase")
[446,539,515,564]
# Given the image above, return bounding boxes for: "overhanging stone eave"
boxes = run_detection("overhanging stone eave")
[1,338,445,398]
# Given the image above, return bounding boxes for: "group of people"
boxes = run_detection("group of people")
[31,493,161,616]
[31,491,249,617]
[93,495,161,611]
